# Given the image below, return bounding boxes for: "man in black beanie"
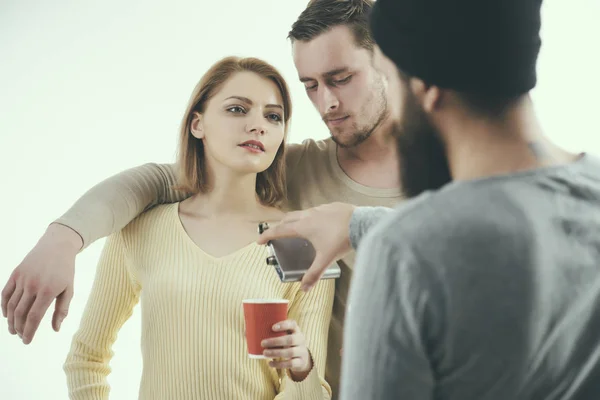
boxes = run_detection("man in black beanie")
[247,0,599,397]
[333,0,600,398]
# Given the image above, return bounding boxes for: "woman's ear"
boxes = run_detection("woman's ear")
[190,111,204,139]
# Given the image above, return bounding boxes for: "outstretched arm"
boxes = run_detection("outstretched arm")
[1,162,186,344]
[2,139,308,344]
[257,203,394,290]
[56,162,187,248]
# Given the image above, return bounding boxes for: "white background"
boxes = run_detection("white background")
[1,0,599,398]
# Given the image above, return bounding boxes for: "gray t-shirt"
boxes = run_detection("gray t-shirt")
[340,155,600,400]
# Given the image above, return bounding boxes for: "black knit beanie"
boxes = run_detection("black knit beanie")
[370,0,544,96]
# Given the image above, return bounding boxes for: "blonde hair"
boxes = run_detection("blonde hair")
[174,56,292,207]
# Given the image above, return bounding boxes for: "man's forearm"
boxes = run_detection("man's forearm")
[54,162,187,249]
[45,223,84,253]
[348,207,393,250]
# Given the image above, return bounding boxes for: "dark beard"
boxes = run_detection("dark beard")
[391,90,452,198]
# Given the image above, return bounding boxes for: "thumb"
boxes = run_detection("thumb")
[300,253,332,291]
[52,286,73,332]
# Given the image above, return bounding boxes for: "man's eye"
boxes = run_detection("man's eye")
[305,84,317,91]
[334,75,352,85]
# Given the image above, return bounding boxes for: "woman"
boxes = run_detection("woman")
[63,56,334,400]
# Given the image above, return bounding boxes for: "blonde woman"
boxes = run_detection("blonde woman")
[63,57,334,400]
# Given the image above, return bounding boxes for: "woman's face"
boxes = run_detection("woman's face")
[191,71,286,177]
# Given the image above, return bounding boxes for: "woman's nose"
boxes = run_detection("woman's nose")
[247,125,266,135]
[246,116,267,135]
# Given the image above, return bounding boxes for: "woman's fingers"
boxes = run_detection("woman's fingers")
[259,319,311,371]
[269,357,307,370]
[261,332,304,349]
[272,319,298,333]
[263,346,301,360]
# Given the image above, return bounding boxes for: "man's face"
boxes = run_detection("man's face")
[292,26,389,148]
[373,48,452,197]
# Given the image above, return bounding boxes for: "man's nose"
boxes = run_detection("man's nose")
[319,86,339,115]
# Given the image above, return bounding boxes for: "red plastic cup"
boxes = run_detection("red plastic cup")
[242,299,289,359]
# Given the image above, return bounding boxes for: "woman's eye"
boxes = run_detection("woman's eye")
[227,105,246,114]
[267,113,282,122]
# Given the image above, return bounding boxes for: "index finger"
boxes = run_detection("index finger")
[272,319,299,333]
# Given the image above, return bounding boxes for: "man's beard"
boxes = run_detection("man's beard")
[329,80,388,149]
[331,128,373,149]
[391,90,452,198]
[330,114,385,148]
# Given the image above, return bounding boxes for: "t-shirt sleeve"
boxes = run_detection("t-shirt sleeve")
[340,232,442,400]
[348,206,394,249]
[54,162,188,248]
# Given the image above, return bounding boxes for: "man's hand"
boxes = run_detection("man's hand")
[2,223,81,344]
[257,202,355,291]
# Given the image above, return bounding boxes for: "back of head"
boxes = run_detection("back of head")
[371,0,544,116]
[176,56,292,207]
[289,0,375,50]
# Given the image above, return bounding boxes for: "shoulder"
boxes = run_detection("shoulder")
[367,181,535,266]
[287,137,331,154]
[354,182,535,321]
[285,138,332,168]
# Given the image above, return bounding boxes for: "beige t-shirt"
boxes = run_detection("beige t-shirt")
[283,139,402,397]
[56,137,403,398]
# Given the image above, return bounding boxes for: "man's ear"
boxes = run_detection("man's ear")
[409,77,442,113]
[190,111,204,139]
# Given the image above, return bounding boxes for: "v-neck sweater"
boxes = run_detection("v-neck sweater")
[64,203,334,400]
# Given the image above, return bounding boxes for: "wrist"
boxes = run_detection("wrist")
[289,352,314,382]
[43,223,84,253]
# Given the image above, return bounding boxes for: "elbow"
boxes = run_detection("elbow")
[63,338,113,376]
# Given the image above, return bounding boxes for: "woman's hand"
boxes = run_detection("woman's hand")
[261,319,313,382]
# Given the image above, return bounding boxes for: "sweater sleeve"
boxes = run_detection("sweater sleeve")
[63,231,141,400]
[274,275,336,400]
[54,163,188,249]
[348,206,394,250]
